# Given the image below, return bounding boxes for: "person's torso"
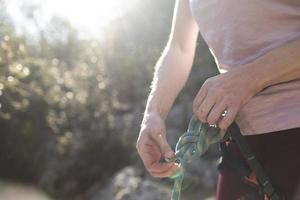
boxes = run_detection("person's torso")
[189,0,300,71]
[189,0,300,135]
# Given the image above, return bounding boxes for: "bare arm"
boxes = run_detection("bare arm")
[243,36,300,89]
[137,0,199,178]
[145,0,199,119]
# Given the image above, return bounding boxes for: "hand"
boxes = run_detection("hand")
[136,112,179,178]
[193,67,261,130]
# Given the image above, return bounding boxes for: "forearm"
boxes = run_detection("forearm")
[242,36,300,91]
[145,46,195,120]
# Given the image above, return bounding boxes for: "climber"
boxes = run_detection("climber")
[136,0,300,199]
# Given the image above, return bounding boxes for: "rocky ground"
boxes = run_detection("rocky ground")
[0,162,218,200]
[0,181,53,200]
[88,104,220,200]
[91,165,217,200]
[0,104,220,200]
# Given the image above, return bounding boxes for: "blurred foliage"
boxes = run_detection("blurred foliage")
[0,0,217,199]
[0,1,132,199]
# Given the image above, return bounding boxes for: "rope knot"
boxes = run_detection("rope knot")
[166,115,227,200]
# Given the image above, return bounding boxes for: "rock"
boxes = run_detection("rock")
[0,181,53,200]
[91,166,171,200]
[186,159,219,189]
[89,164,218,200]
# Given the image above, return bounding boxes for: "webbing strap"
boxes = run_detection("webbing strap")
[227,123,282,200]
[218,141,252,178]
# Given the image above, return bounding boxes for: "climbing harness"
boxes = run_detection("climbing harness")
[220,122,283,200]
[165,115,283,200]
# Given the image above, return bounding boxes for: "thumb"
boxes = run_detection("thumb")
[157,134,174,158]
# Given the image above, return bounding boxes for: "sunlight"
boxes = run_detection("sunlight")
[44,0,122,28]
[6,0,125,37]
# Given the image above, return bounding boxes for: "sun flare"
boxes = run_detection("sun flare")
[6,0,124,37]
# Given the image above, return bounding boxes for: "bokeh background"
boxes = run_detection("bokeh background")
[0,0,220,199]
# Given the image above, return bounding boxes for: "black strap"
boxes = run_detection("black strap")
[218,141,252,177]
[227,122,283,200]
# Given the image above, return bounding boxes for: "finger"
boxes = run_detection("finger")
[155,133,174,158]
[148,134,177,173]
[195,94,216,123]
[193,86,208,114]
[207,101,227,125]
[138,138,176,173]
[142,151,176,174]
[218,106,239,130]
[150,163,180,178]
[149,159,178,174]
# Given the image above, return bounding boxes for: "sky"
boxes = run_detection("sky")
[5,0,125,38]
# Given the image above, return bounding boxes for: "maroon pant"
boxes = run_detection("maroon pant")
[216,127,300,200]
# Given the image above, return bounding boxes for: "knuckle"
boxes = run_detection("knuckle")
[203,77,217,88]
[195,112,202,121]
[197,113,206,122]
[194,107,200,115]
[195,108,202,117]
[207,115,218,125]
[204,78,213,85]
[200,113,206,121]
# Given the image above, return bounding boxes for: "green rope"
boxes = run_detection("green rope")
[165,115,227,200]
